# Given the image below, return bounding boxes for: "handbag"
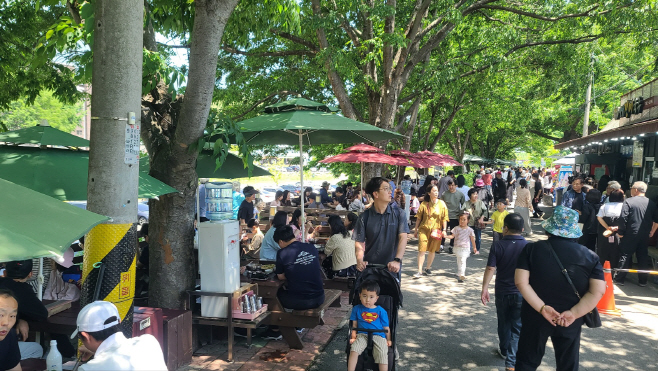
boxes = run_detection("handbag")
[427,203,442,240]
[545,241,602,328]
[473,201,488,230]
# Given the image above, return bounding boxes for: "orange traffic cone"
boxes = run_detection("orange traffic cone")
[597,261,621,316]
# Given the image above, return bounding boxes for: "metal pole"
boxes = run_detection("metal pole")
[361,162,364,191]
[299,130,305,241]
[583,53,594,137]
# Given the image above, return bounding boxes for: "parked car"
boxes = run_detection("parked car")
[280,184,300,195]
[259,187,283,203]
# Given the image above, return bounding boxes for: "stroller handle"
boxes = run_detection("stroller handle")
[352,328,389,333]
[366,264,387,269]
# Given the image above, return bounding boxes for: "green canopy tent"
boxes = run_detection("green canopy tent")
[139,151,271,179]
[0,146,177,200]
[0,178,109,261]
[0,123,90,148]
[218,98,404,238]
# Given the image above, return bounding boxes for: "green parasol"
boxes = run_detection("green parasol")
[0,146,177,200]
[0,178,109,261]
[139,151,271,179]
[222,98,404,238]
[0,123,90,148]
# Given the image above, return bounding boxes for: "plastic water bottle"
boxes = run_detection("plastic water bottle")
[46,340,62,371]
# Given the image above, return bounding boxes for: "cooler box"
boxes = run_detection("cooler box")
[132,307,164,350]
[161,309,193,371]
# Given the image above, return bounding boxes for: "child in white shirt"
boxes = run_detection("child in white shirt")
[444,210,476,283]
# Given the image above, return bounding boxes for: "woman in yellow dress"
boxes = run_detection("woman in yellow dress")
[413,184,449,278]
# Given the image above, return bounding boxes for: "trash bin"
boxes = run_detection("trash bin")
[556,187,564,206]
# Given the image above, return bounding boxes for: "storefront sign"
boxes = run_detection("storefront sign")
[621,145,633,157]
[557,165,572,188]
[633,141,644,167]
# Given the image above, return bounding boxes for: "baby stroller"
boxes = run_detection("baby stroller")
[346,264,403,371]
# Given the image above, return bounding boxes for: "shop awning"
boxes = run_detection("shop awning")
[555,118,658,150]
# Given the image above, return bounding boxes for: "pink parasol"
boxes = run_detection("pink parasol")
[320,148,407,188]
[389,150,434,168]
[344,143,383,153]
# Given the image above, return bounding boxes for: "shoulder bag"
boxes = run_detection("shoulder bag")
[545,240,602,328]
[427,202,443,240]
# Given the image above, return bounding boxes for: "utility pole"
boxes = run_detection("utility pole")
[82,0,143,337]
[582,53,595,137]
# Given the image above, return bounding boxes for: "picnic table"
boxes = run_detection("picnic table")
[242,274,342,349]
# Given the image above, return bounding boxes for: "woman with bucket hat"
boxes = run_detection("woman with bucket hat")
[514,206,606,371]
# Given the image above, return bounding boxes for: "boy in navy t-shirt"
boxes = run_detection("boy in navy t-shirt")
[348,281,391,371]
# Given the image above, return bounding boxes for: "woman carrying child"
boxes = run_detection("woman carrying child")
[444,210,477,283]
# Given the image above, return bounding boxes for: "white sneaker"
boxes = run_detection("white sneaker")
[413,272,422,279]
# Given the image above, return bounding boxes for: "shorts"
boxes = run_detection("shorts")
[418,228,442,253]
[350,333,389,364]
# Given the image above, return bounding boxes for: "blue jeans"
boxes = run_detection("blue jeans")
[473,228,482,252]
[495,293,523,369]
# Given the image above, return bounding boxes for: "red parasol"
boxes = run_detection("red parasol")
[344,143,383,153]
[320,147,408,188]
[416,150,464,167]
[320,151,405,165]
[389,150,434,168]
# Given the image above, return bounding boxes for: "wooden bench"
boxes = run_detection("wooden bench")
[265,288,342,349]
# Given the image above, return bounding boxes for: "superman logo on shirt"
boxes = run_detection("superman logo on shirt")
[361,311,379,323]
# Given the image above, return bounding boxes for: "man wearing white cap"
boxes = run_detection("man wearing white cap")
[72,301,166,371]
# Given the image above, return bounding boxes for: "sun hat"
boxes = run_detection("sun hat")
[475,179,485,187]
[70,301,121,339]
[322,181,330,188]
[242,186,259,197]
[541,206,582,239]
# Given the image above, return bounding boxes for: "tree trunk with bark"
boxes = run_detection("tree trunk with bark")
[144,0,240,310]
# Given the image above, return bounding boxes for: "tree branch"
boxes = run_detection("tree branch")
[232,91,304,121]
[66,0,82,25]
[527,129,561,142]
[480,4,599,22]
[221,45,316,57]
[269,29,319,51]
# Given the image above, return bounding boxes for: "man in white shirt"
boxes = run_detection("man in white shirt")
[71,301,167,371]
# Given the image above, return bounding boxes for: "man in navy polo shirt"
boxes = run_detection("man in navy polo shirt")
[481,213,527,371]
[274,225,325,310]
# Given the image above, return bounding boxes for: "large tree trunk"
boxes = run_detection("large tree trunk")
[146,0,239,310]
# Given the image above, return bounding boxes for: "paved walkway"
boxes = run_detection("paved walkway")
[310,206,658,370]
[178,292,352,371]
[180,205,658,370]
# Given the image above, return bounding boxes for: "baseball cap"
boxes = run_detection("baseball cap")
[70,301,121,339]
[242,186,259,197]
[5,260,33,279]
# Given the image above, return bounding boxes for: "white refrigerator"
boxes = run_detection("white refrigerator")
[198,220,241,318]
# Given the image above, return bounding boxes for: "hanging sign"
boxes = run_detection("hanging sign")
[632,141,644,168]
[124,112,140,165]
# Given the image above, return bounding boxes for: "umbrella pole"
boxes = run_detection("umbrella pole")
[299,131,305,241]
[37,258,44,301]
[361,162,364,191]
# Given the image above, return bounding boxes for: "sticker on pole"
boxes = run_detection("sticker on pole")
[124,112,140,165]
[119,271,131,299]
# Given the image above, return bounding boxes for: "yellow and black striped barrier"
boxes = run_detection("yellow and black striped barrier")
[81,223,137,336]
[608,268,658,275]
